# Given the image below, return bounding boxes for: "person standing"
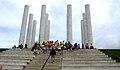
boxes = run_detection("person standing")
[50,47,56,62]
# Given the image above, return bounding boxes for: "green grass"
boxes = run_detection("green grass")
[99,49,120,62]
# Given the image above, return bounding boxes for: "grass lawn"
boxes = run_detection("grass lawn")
[99,49,120,62]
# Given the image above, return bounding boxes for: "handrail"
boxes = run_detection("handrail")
[41,55,50,70]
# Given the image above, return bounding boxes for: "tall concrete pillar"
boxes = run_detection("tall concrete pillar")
[81,20,84,46]
[31,20,37,47]
[85,4,93,46]
[83,13,88,47]
[19,5,29,45]
[25,14,33,48]
[67,4,73,43]
[44,13,48,41]
[46,20,50,41]
[39,5,46,43]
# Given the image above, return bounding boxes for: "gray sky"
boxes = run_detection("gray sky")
[0,0,120,49]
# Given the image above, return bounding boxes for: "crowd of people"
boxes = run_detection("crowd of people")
[12,40,94,63]
[30,40,94,62]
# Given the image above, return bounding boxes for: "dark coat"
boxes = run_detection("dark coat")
[50,48,56,55]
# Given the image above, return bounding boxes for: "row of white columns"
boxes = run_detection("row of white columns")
[19,4,93,48]
[19,5,51,48]
[38,5,50,43]
[81,4,93,48]
[38,4,72,44]
[19,5,37,48]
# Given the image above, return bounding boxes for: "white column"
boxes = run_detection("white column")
[67,4,73,43]
[39,5,46,43]
[81,20,84,46]
[31,20,37,47]
[19,5,29,45]
[46,20,50,41]
[85,4,93,46]
[25,14,33,48]
[44,13,48,41]
[83,13,88,47]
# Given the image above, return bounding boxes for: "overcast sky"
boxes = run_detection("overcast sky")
[0,0,120,49]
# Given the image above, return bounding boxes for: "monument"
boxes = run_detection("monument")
[31,20,37,47]
[81,4,93,48]
[18,5,29,45]
[19,5,50,48]
[38,5,46,43]
[25,14,33,48]
[67,4,73,43]
[44,14,49,41]
[3,4,120,70]
[18,4,93,48]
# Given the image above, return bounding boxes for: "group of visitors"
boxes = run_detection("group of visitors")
[30,40,93,62]
[12,40,94,63]
[12,43,28,49]
[31,40,82,53]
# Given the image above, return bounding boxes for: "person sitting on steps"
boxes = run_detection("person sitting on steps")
[90,43,94,49]
[85,43,89,49]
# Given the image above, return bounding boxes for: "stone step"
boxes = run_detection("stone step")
[7,48,32,51]
[0,55,35,59]
[2,51,33,53]
[0,57,33,61]
[61,66,120,70]
[1,65,24,70]
[2,52,33,54]
[0,54,34,57]
[3,49,33,51]
[25,66,43,68]
[0,59,31,63]
[63,57,112,60]
[0,62,27,66]
[63,49,101,52]
[44,67,60,70]
[29,60,46,63]
[0,56,34,60]
[63,53,105,56]
[62,63,120,66]
[63,51,103,54]
[62,62,120,65]
[63,55,109,58]
[23,68,40,70]
[3,50,33,52]
[0,61,29,64]
[24,53,49,70]
[2,53,34,56]
[62,60,116,63]
[63,50,102,53]
[26,64,43,67]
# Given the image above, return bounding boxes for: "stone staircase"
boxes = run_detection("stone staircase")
[23,50,62,70]
[0,48,35,70]
[61,49,120,70]
[0,49,120,70]
[43,54,61,70]
[23,51,49,70]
